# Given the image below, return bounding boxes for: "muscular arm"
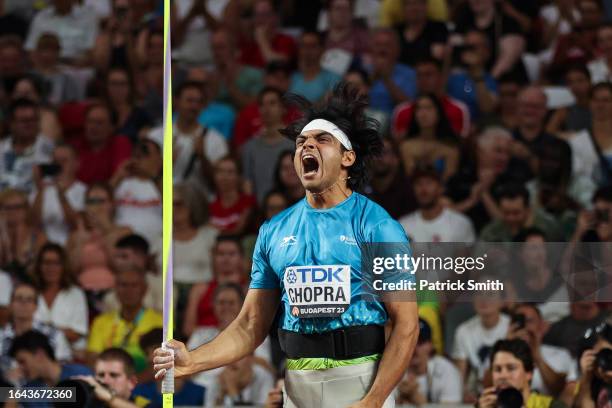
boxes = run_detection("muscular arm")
[360,296,418,406]
[165,288,280,377]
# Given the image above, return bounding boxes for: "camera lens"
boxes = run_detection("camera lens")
[496,387,524,408]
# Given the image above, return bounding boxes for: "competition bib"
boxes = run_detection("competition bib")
[283,265,351,318]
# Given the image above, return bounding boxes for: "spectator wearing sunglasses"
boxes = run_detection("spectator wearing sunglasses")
[575,323,612,408]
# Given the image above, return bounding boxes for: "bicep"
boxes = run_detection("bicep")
[237,288,281,342]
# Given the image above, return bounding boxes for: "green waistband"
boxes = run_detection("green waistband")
[286,354,381,370]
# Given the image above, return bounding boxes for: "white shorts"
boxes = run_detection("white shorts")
[283,361,395,408]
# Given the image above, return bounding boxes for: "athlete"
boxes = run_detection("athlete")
[154,84,419,407]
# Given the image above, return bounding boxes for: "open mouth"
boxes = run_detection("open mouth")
[301,154,320,176]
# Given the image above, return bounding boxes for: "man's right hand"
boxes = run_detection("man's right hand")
[153,339,193,379]
[476,387,498,408]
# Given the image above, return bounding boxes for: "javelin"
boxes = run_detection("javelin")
[161,0,174,405]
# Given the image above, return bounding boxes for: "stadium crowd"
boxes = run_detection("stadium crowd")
[1,0,612,407]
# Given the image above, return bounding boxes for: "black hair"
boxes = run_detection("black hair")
[406,93,458,143]
[590,82,612,99]
[175,80,204,99]
[115,234,150,255]
[497,183,530,206]
[593,186,612,203]
[139,328,163,352]
[490,338,534,373]
[215,235,244,255]
[265,61,292,77]
[9,330,55,360]
[516,302,542,319]
[98,348,136,377]
[8,98,39,120]
[345,67,371,86]
[565,64,592,81]
[513,227,546,243]
[280,82,383,190]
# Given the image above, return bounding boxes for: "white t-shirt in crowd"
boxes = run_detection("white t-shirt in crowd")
[38,182,86,245]
[588,58,612,84]
[174,226,218,284]
[403,355,463,403]
[173,124,228,196]
[0,271,12,307]
[114,177,162,247]
[452,314,510,381]
[532,344,577,396]
[399,208,476,243]
[188,326,273,404]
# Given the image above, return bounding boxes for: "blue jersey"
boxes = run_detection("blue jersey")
[250,192,413,333]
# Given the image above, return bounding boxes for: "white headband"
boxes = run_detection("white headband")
[301,119,352,150]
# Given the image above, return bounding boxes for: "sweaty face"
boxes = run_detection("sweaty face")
[294,129,349,193]
[491,351,531,392]
[95,360,135,399]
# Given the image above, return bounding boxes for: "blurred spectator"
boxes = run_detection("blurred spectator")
[172,81,228,197]
[396,319,462,405]
[104,234,163,315]
[547,0,601,83]
[399,167,475,243]
[25,0,99,66]
[476,339,565,408]
[0,269,12,326]
[242,87,294,204]
[322,0,369,58]
[134,329,206,406]
[210,354,274,406]
[379,0,449,27]
[67,183,131,292]
[508,303,576,398]
[186,67,236,140]
[140,44,164,124]
[344,67,390,133]
[104,66,152,144]
[31,243,88,350]
[588,23,612,84]
[92,0,139,73]
[273,150,305,205]
[479,183,565,242]
[10,75,63,141]
[209,156,257,235]
[9,330,91,387]
[544,302,606,358]
[0,98,53,193]
[73,103,132,184]
[111,128,162,247]
[31,143,85,246]
[574,323,612,407]
[0,35,28,98]
[392,58,470,139]
[573,187,612,243]
[452,0,527,80]
[289,31,341,103]
[0,282,72,378]
[447,30,498,121]
[512,229,570,323]
[211,27,263,110]
[513,86,559,177]
[364,138,416,219]
[446,127,528,232]
[171,0,223,66]
[235,0,297,68]
[547,65,592,133]
[173,183,217,285]
[232,61,298,150]
[368,28,416,114]
[76,347,150,408]
[0,189,46,276]
[183,236,247,337]
[395,0,447,66]
[452,287,509,397]
[188,283,273,405]
[481,73,522,129]
[87,267,162,373]
[397,94,460,180]
[565,83,612,187]
[262,190,289,221]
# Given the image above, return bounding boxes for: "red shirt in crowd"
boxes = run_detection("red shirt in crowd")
[209,193,257,232]
[72,135,132,184]
[238,33,297,68]
[391,96,470,139]
[196,279,219,327]
[232,102,302,150]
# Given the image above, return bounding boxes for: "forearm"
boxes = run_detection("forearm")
[573,377,595,408]
[31,189,44,228]
[364,301,418,405]
[92,32,112,71]
[491,37,525,79]
[534,352,566,396]
[382,77,410,104]
[57,191,78,230]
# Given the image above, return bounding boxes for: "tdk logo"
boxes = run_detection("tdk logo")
[286,266,347,283]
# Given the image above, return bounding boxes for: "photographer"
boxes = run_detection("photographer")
[74,348,150,407]
[477,339,568,408]
[574,323,612,408]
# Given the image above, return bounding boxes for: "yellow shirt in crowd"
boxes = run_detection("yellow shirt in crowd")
[379,0,449,26]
